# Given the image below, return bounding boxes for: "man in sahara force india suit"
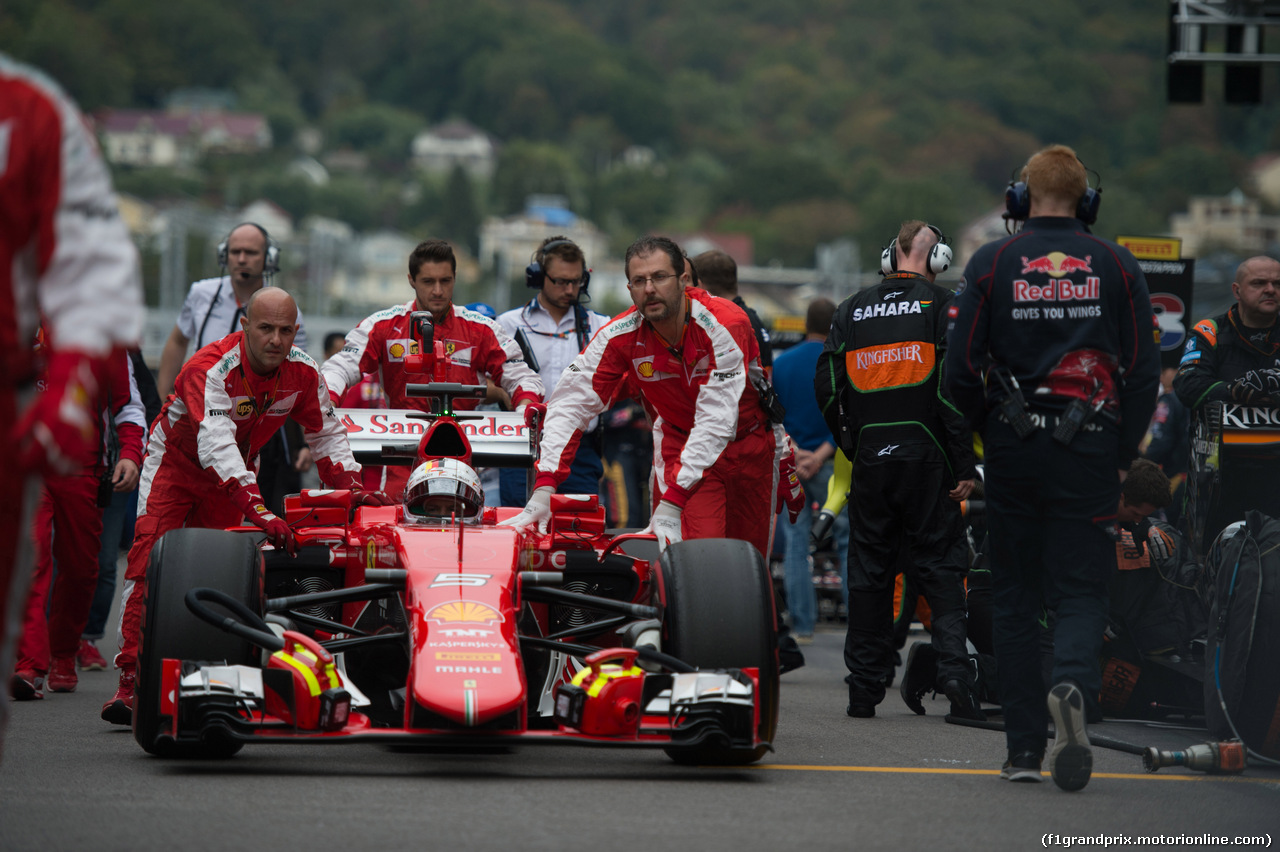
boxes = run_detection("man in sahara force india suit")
[1173,255,1280,547]
[102,289,387,726]
[322,238,544,500]
[815,221,981,721]
[505,236,797,561]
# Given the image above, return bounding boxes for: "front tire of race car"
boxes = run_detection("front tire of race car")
[135,529,264,758]
[659,538,779,766]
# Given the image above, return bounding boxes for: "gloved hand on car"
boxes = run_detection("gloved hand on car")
[501,486,554,534]
[231,485,297,556]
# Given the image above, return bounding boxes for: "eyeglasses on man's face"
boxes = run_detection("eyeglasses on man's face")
[545,276,584,288]
[627,271,678,290]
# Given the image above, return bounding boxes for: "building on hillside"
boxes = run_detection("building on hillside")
[1170,189,1280,256]
[412,120,497,179]
[327,230,421,312]
[97,109,271,168]
[1249,154,1280,208]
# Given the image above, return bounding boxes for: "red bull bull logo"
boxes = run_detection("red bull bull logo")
[1021,253,1093,278]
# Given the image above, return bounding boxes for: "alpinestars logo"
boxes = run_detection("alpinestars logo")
[878,444,898,456]
[883,290,904,301]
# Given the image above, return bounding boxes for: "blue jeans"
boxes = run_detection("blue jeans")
[781,460,849,636]
[84,488,138,641]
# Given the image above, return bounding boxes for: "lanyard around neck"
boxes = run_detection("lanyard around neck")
[236,365,282,458]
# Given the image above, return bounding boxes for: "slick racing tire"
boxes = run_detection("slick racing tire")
[659,538,779,766]
[135,529,263,758]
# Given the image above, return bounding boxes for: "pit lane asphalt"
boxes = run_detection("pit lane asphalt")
[3,613,1277,852]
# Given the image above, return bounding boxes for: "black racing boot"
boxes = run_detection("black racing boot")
[943,678,987,722]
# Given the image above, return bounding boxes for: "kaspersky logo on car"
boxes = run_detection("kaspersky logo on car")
[1021,253,1093,278]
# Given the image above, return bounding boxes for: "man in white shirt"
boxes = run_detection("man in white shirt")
[496,236,610,505]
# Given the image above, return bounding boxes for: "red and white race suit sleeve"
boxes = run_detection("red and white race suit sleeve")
[291,352,362,489]
[321,305,403,401]
[1,55,143,366]
[111,349,147,467]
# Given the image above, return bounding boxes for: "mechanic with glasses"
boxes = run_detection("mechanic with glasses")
[504,236,794,563]
[496,236,611,506]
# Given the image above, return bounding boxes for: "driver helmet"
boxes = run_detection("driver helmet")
[404,458,484,521]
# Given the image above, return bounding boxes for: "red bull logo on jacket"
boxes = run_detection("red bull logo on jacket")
[1020,253,1093,277]
[1014,277,1100,303]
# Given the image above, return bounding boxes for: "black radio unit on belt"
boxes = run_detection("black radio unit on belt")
[989,368,1036,439]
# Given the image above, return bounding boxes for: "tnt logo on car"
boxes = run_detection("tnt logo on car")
[1150,293,1186,352]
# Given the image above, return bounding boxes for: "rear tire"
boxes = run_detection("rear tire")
[135,529,263,758]
[659,538,779,765]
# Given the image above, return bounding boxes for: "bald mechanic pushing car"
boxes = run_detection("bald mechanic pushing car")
[505,235,793,560]
[103,288,390,726]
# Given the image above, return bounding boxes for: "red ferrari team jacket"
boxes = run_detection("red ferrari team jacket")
[535,286,783,509]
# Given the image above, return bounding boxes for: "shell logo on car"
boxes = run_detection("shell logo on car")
[425,600,505,627]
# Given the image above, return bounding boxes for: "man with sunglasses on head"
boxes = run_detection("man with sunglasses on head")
[496,236,610,505]
[504,236,789,562]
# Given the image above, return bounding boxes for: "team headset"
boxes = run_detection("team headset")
[880,225,953,277]
[1004,163,1102,226]
[525,238,591,295]
[217,222,281,276]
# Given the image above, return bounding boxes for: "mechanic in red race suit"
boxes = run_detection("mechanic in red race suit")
[103,289,383,725]
[505,236,793,561]
[12,337,145,700]
[946,145,1160,790]
[1172,255,1280,546]
[322,239,543,499]
[0,53,145,755]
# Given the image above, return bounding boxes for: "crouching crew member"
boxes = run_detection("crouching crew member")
[103,289,386,725]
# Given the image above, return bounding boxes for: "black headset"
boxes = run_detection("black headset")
[880,224,953,276]
[525,238,590,293]
[1005,163,1102,225]
[217,222,280,275]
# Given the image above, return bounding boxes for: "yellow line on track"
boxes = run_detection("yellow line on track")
[749,765,1280,784]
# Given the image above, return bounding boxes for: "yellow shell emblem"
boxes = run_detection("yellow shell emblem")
[426,600,504,626]
[390,342,406,358]
[637,361,655,378]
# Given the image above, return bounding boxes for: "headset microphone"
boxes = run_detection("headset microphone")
[880,225,952,276]
[217,222,281,276]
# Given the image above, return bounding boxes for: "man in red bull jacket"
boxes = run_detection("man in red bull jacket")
[504,236,790,560]
[945,144,1160,790]
[322,239,543,499]
[103,289,382,725]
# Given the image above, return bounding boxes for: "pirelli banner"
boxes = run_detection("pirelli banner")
[1117,236,1194,370]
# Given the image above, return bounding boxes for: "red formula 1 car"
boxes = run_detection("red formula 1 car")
[132,316,779,765]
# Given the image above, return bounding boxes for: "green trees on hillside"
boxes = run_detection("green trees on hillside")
[4,0,1272,267]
